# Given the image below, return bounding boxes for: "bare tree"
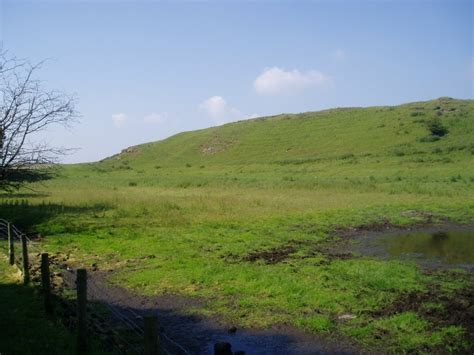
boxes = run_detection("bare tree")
[0,50,77,190]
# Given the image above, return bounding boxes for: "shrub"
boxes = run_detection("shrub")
[427,117,448,137]
[128,181,137,187]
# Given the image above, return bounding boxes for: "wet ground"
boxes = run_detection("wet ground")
[345,224,474,270]
[27,222,473,354]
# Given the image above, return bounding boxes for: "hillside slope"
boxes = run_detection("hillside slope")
[104,97,473,168]
[61,97,473,197]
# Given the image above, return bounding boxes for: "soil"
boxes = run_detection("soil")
[38,256,360,354]
[332,218,467,240]
[244,245,297,264]
[238,241,353,266]
[371,277,474,339]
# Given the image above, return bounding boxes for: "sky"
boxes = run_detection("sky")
[1,0,472,163]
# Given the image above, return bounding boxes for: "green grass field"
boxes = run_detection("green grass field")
[1,97,473,352]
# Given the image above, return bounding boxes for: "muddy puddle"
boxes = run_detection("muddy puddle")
[351,225,474,269]
[205,328,355,355]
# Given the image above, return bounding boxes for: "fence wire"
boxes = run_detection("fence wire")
[1,219,190,355]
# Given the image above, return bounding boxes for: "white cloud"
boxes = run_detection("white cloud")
[112,113,127,128]
[333,48,347,62]
[143,112,167,125]
[199,96,242,124]
[254,67,332,95]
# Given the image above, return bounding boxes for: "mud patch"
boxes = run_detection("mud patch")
[371,271,474,342]
[301,244,354,261]
[244,245,297,264]
[239,241,354,265]
[334,217,405,238]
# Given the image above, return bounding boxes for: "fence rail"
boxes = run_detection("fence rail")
[0,219,192,355]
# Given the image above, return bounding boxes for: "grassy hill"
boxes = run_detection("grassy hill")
[63,97,473,196]
[1,97,473,353]
[107,97,472,166]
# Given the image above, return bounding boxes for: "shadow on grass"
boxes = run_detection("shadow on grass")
[0,192,52,199]
[0,200,111,232]
[55,269,357,355]
[0,266,75,354]
[0,168,57,191]
[2,259,296,355]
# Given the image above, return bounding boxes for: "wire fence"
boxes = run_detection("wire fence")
[0,218,191,355]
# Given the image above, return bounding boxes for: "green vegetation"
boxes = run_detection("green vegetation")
[1,97,473,353]
[427,116,449,137]
[0,259,75,354]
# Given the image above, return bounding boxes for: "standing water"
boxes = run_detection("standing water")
[355,228,474,269]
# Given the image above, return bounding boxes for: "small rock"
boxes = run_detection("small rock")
[338,314,357,320]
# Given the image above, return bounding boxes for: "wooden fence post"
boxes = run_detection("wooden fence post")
[21,234,30,284]
[144,315,160,355]
[7,222,14,265]
[76,269,87,354]
[41,253,53,314]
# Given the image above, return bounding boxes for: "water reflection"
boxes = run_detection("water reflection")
[383,230,474,265]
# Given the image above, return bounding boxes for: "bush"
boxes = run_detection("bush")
[427,117,448,137]
[128,181,137,187]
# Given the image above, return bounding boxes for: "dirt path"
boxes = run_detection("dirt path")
[57,268,358,355]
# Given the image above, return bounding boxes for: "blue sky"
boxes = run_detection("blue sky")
[1,0,472,163]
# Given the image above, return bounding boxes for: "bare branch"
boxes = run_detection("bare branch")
[0,51,78,190]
